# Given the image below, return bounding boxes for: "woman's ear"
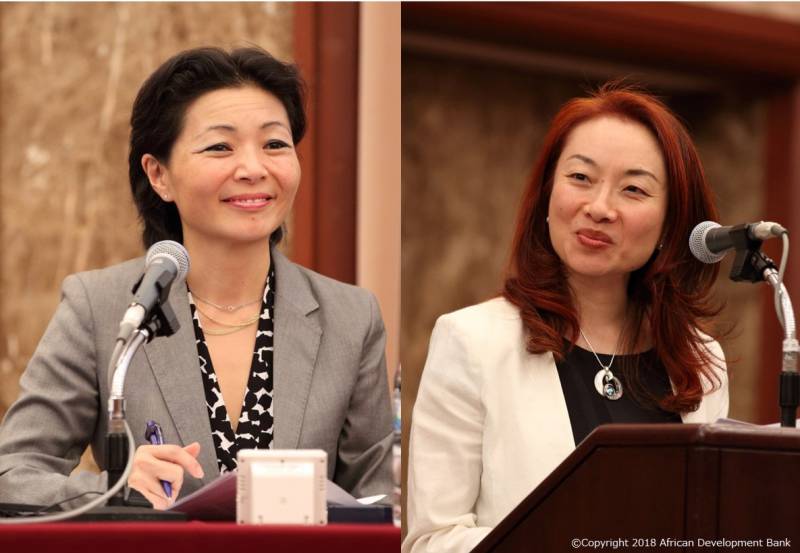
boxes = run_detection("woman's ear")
[142,154,172,202]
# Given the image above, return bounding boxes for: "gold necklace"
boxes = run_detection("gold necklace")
[202,325,256,337]
[190,291,262,312]
[194,303,260,329]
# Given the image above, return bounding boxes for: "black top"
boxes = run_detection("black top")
[189,264,276,473]
[555,342,680,445]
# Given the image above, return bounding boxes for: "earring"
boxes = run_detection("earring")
[546,216,550,224]
[657,242,664,250]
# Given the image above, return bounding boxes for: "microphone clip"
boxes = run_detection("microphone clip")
[130,275,180,340]
[726,224,776,283]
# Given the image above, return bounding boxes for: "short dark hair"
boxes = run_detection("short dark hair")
[129,46,306,248]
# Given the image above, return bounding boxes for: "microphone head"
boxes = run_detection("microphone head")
[145,240,190,281]
[689,221,726,264]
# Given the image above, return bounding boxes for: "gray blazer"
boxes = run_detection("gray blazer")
[0,248,393,507]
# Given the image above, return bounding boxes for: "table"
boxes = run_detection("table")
[0,522,400,553]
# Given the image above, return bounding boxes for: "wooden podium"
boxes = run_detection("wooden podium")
[473,423,800,552]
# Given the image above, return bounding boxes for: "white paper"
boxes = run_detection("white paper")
[356,494,387,505]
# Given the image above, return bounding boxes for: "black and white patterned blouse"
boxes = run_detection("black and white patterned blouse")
[188,265,275,473]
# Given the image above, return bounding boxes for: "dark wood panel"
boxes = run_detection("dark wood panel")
[315,5,359,284]
[292,4,359,283]
[292,5,318,269]
[760,84,800,423]
[475,424,800,552]
[495,446,687,552]
[718,448,800,541]
[403,2,800,80]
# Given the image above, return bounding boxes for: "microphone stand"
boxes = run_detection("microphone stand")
[729,242,799,428]
[766,275,800,428]
[85,299,185,520]
[106,327,151,506]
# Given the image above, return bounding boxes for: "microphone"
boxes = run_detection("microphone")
[117,240,190,342]
[689,221,787,264]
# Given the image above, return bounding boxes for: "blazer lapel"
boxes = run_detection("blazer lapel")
[530,352,576,464]
[271,248,321,449]
[141,280,218,483]
[136,247,321,480]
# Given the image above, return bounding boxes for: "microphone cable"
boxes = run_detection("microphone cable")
[0,421,135,524]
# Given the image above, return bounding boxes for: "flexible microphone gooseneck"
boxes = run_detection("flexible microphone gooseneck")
[690,220,799,428]
[0,242,191,523]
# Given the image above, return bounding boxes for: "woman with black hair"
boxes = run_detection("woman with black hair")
[0,47,393,510]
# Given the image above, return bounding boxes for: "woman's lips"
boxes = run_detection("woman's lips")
[223,195,274,210]
[576,229,613,248]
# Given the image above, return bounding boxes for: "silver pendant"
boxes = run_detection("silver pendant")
[593,368,623,400]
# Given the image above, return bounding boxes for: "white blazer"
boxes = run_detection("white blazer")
[404,298,728,553]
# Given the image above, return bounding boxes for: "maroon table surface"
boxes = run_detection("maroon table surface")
[0,522,400,553]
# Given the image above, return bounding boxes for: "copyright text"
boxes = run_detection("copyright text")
[570,538,792,549]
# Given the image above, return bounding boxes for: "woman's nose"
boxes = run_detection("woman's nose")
[584,187,618,222]
[234,148,269,182]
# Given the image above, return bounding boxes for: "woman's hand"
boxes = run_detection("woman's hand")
[127,441,205,510]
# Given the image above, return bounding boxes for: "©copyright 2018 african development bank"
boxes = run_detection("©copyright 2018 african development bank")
[571,537,792,549]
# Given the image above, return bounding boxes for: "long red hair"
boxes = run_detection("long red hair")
[502,82,723,413]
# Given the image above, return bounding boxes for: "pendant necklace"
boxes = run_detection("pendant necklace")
[579,328,624,401]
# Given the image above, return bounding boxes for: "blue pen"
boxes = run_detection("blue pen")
[144,420,173,499]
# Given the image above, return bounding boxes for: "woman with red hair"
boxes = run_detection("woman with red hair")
[404,83,728,553]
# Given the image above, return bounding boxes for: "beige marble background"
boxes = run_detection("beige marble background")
[401,53,765,428]
[0,1,293,450]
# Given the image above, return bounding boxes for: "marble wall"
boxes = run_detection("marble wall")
[401,52,766,425]
[676,92,767,421]
[401,56,581,402]
[0,2,294,460]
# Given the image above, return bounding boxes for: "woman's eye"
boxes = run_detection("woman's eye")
[265,140,290,150]
[568,172,589,182]
[624,185,649,195]
[203,143,231,152]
